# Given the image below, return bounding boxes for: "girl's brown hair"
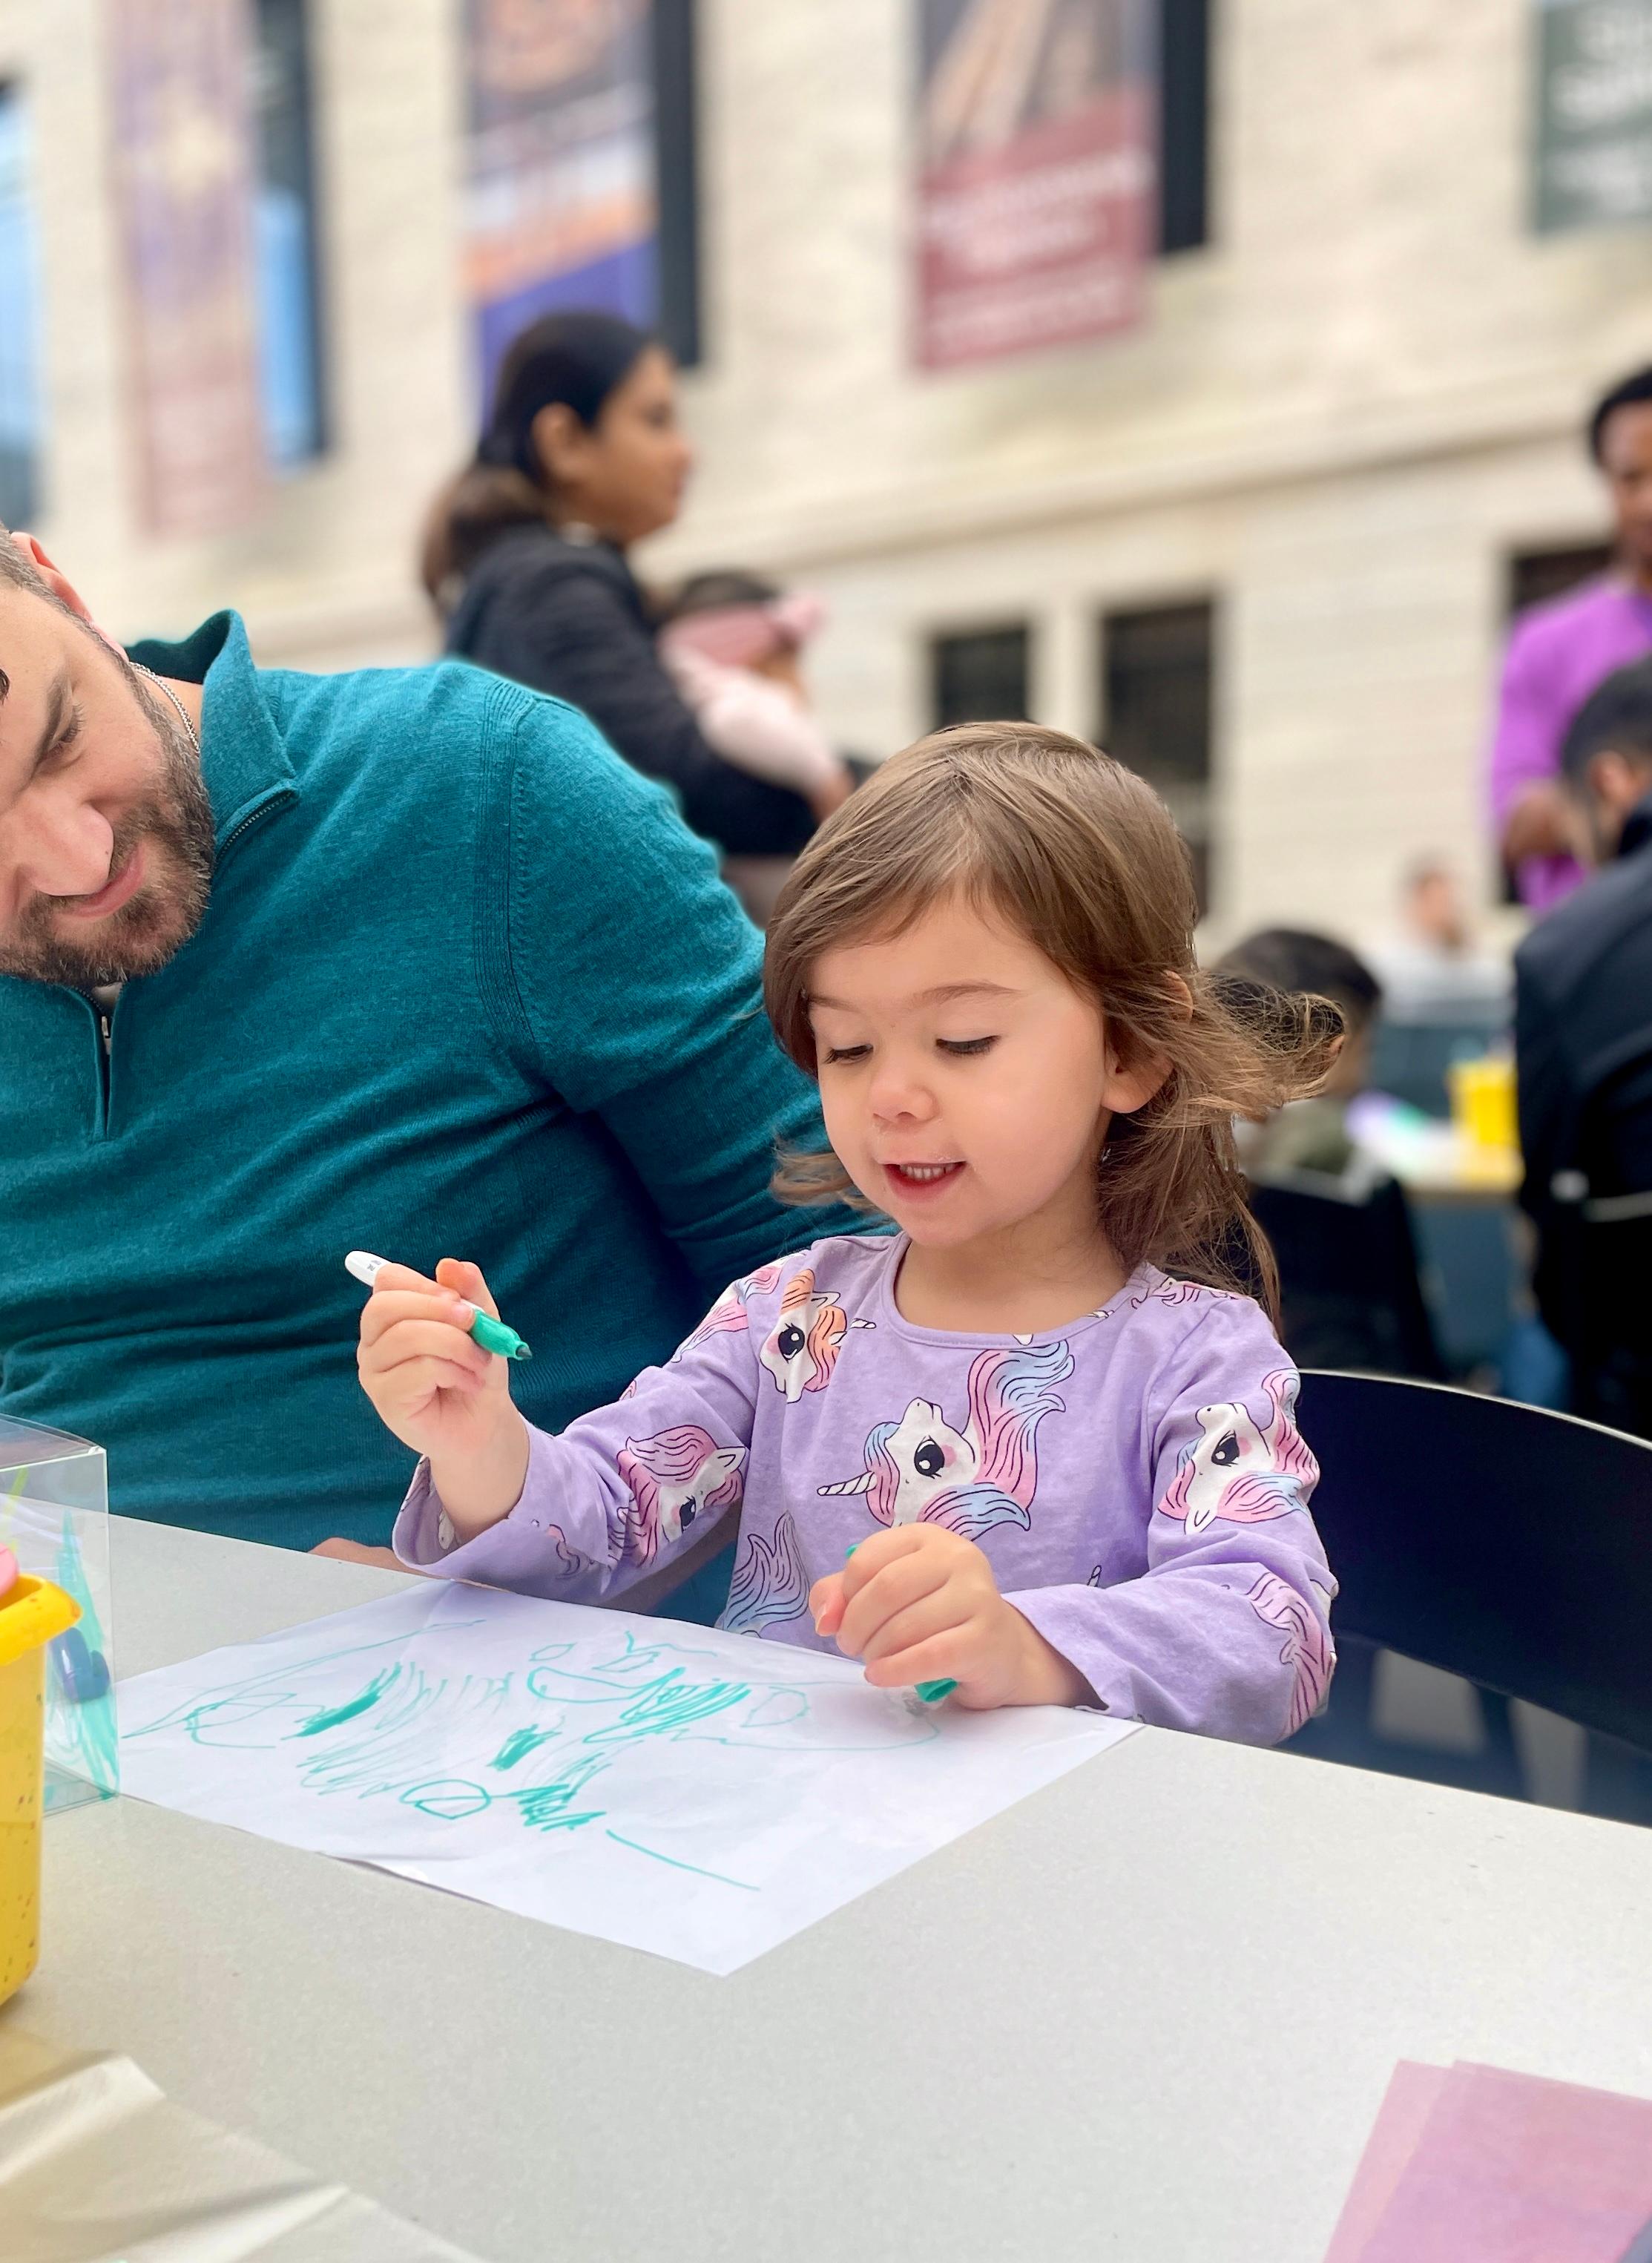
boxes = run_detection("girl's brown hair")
[763,723,1342,1319]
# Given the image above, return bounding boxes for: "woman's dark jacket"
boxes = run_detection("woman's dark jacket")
[446,525,815,857]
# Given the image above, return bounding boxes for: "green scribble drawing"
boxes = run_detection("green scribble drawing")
[292,1666,396,1738]
[605,1830,759,1892]
[123,1615,938,1893]
[491,1724,556,1770]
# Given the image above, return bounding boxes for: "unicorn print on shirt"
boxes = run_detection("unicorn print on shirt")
[817,1341,1073,1539]
[616,1425,746,1562]
[1247,1570,1335,1735]
[758,1267,850,1400]
[723,1509,811,1636]
[674,1260,788,1359]
[1156,1370,1317,1535]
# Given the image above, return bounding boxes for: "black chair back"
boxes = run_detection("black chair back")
[1250,1178,1444,1381]
[1295,1370,1652,1753]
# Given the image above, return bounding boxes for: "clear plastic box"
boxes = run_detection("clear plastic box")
[0,1415,116,1812]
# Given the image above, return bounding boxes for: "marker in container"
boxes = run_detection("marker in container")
[843,1543,956,1705]
[344,1249,533,1362]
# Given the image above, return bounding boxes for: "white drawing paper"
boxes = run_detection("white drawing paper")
[117,1584,1135,1974]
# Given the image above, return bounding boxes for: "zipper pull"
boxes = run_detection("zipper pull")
[99,1012,111,1056]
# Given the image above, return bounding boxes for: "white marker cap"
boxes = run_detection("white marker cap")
[344,1249,388,1287]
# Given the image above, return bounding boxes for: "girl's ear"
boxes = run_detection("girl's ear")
[1102,1045,1171,1114]
[1100,974,1190,1114]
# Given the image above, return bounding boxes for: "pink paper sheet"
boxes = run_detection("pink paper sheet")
[1326,2060,1652,2263]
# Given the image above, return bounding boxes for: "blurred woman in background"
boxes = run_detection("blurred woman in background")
[422,312,852,861]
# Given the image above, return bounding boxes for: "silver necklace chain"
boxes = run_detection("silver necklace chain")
[132,661,201,758]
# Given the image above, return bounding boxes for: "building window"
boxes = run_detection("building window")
[1507,542,1614,619]
[1158,0,1211,254]
[932,625,1032,729]
[1100,599,1216,910]
[0,83,42,525]
[251,0,326,467]
[652,0,700,368]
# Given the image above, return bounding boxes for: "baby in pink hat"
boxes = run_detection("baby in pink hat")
[659,571,854,830]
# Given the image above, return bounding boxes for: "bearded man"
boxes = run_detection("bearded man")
[0,533,849,1555]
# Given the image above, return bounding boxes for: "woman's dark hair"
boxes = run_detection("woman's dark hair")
[420,310,654,606]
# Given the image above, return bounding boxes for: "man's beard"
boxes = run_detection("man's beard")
[2,666,216,988]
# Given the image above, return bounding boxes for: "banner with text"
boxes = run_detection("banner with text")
[1533,0,1652,232]
[914,0,1157,370]
[107,0,267,537]
[464,0,658,403]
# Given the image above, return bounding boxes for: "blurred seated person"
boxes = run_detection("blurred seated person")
[659,570,855,922]
[1516,656,1652,1435]
[1372,856,1510,1025]
[423,312,853,866]
[1217,929,1444,1380]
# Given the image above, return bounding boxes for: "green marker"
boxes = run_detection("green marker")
[843,1543,956,1704]
[344,1249,533,1362]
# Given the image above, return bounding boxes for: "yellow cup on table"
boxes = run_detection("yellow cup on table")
[1449,1052,1518,1155]
[0,1570,81,2006]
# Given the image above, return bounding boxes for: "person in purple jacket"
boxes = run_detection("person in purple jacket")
[1491,364,1652,910]
[353,723,1340,1745]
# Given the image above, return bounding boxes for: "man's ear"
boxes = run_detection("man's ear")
[9,533,113,643]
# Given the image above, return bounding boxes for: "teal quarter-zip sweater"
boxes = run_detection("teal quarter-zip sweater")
[0,614,852,1550]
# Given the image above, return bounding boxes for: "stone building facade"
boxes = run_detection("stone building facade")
[7,1,1648,942]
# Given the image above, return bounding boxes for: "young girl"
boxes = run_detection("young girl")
[356,724,1339,1744]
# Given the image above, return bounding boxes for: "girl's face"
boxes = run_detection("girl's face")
[807,893,1164,1255]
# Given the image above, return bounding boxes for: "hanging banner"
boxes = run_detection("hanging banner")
[1533,0,1652,232]
[107,0,268,538]
[464,0,658,402]
[914,0,1157,370]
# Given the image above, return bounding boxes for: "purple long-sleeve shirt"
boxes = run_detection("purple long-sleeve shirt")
[395,1235,1337,1747]
[1490,575,1652,910]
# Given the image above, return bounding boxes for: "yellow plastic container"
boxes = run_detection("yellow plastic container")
[0,1574,81,2006]
[1449,1051,1519,1156]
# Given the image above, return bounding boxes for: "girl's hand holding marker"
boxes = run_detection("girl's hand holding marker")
[346,1252,530,1543]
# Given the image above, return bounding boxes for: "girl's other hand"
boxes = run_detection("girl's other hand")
[810,1524,1087,1709]
[355,1257,528,1538]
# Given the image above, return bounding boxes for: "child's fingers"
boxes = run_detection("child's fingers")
[436,1256,501,1321]
[369,1260,443,1296]
[838,1525,932,1600]
[370,1353,487,1407]
[809,1572,847,1638]
[857,1589,967,1668]
[359,1321,491,1384]
[863,1632,965,1691]
[835,1548,953,1658]
[359,1290,475,1350]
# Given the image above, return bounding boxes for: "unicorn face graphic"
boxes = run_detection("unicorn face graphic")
[864,1399,978,1523]
[819,1341,1073,1539]
[1158,1370,1318,1535]
[759,1268,847,1401]
[616,1426,746,1561]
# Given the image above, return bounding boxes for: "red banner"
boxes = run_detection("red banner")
[107,0,268,536]
[915,0,1157,370]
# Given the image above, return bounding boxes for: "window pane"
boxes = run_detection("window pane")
[1101,599,1215,907]
[1507,542,1614,618]
[0,85,42,525]
[932,625,1031,727]
[252,0,326,466]
[1158,0,1211,254]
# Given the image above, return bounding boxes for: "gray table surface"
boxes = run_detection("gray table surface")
[8,1518,1652,2263]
